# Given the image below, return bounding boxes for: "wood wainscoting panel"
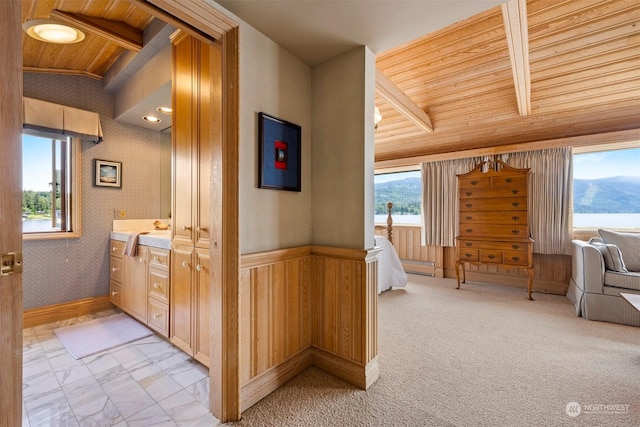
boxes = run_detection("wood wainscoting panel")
[239,244,381,410]
[239,249,312,386]
[23,296,115,328]
[377,225,444,277]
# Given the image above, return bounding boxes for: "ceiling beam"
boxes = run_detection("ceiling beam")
[502,0,531,116]
[375,69,433,133]
[50,10,143,52]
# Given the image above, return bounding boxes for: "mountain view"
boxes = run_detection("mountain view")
[574,176,640,213]
[374,177,421,215]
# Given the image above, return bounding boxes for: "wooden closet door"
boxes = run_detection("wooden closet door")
[170,244,194,355]
[194,247,211,366]
[172,33,194,246]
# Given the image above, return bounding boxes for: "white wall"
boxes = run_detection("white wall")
[311,47,376,249]
[238,23,313,254]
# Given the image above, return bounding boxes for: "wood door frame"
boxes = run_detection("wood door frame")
[137,1,240,421]
[3,0,239,422]
[0,1,23,425]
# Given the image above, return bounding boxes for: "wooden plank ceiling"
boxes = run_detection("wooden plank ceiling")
[22,0,154,79]
[374,0,640,166]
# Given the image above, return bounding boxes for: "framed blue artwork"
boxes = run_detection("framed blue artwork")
[258,112,301,192]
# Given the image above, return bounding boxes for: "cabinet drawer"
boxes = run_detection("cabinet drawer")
[459,197,528,211]
[459,240,530,252]
[109,280,122,307]
[459,249,479,262]
[110,257,124,282]
[147,299,169,337]
[149,248,170,271]
[458,224,528,238]
[459,211,527,224]
[110,240,124,258]
[458,176,491,189]
[148,268,170,304]
[460,186,527,199]
[491,174,527,188]
[504,252,529,266]
[480,250,503,264]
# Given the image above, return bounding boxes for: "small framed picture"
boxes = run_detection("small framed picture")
[258,112,301,191]
[94,159,122,188]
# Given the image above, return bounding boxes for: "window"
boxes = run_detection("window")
[374,169,421,225]
[573,146,640,230]
[22,130,81,239]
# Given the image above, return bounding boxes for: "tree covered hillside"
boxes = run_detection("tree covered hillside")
[574,176,640,213]
[375,177,421,215]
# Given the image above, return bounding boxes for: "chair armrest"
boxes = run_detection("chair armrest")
[571,240,605,294]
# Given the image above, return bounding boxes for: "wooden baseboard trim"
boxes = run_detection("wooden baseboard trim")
[240,347,313,412]
[23,296,115,328]
[311,346,378,390]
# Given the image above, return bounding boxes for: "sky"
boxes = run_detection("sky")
[573,147,640,179]
[23,134,56,191]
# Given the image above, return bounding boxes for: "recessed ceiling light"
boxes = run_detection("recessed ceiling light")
[156,106,172,114]
[143,115,161,123]
[23,19,85,44]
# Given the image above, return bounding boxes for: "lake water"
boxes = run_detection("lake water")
[375,213,640,229]
[22,219,57,233]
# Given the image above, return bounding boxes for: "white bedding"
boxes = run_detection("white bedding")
[375,235,408,293]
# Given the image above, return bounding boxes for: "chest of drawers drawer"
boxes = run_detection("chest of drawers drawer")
[458,224,528,238]
[459,239,530,252]
[149,248,170,271]
[460,211,527,224]
[460,197,527,211]
[460,187,527,199]
[110,257,124,282]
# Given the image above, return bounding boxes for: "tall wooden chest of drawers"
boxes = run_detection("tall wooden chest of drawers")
[455,160,535,299]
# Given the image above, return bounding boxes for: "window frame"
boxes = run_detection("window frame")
[572,142,640,235]
[374,166,422,226]
[22,130,82,240]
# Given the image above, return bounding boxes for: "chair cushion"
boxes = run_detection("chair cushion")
[592,242,628,272]
[599,229,640,272]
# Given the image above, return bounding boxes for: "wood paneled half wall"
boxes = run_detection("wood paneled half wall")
[239,245,381,412]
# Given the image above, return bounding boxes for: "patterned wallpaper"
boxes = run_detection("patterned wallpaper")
[23,73,171,309]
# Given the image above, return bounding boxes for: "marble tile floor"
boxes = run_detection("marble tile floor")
[22,309,219,426]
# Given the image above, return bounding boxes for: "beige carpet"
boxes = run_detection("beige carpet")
[225,275,640,427]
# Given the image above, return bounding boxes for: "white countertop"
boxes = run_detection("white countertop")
[110,230,171,250]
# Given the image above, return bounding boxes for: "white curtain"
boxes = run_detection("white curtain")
[500,148,573,254]
[421,147,573,254]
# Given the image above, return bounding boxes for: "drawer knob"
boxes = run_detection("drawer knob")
[112,246,117,252]
[512,202,520,207]
[511,229,520,235]
[471,180,478,186]
[153,282,160,289]
[182,261,190,268]
[512,244,520,249]
[512,256,520,262]
[465,203,473,208]
[196,264,203,272]
[465,216,472,220]
[465,242,472,247]
[512,215,519,221]
[465,253,473,258]
[139,257,144,263]
[505,178,513,183]
[153,314,161,319]
[197,226,209,232]
[465,228,473,233]
[153,256,160,262]
[512,189,519,194]
[112,267,118,272]
[465,191,472,196]
[488,254,495,260]
[111,291,118,296]
[182,225,192,231]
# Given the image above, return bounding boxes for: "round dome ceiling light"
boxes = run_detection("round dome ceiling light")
[143,115,162,123]
[23,19,85,44]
